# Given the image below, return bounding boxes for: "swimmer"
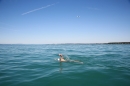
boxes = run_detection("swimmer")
[59,54,66,62]
[58,54,83,64]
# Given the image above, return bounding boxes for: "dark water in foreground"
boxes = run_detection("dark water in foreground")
[0,44,130,86]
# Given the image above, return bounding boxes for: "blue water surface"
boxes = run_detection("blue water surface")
[0,44,130,86]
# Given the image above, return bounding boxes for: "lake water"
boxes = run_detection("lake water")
[0,44,130,86]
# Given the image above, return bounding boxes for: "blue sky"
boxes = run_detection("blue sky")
[0,0,130,44]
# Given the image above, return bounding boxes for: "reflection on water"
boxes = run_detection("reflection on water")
[59,62,63,73]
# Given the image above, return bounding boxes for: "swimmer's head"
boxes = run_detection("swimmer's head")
[59,54,62,56]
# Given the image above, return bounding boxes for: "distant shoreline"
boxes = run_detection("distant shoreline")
[107,42,130,44]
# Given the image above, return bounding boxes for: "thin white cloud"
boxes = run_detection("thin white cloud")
[22,2,59,15]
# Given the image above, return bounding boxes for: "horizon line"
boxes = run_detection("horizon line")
[0,42,130,45]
